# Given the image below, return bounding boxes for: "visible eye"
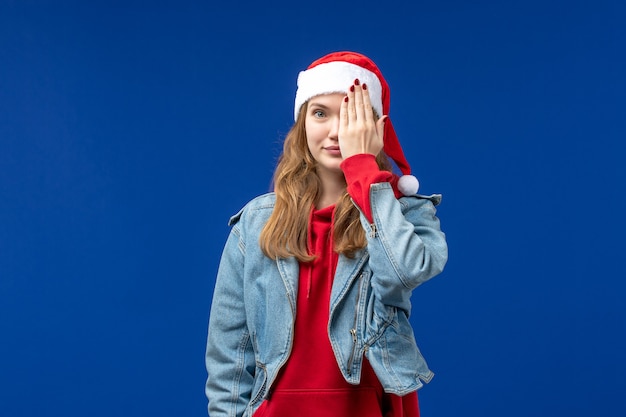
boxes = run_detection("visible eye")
[312,109,325,118]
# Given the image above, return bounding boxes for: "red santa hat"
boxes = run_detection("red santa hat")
[294,51,419,196]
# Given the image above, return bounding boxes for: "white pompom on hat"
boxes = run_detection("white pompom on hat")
[294,51,419,196]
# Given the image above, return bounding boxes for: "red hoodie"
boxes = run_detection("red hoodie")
[253,155,419,417]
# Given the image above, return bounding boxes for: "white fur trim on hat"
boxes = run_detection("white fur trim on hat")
[294,61,383,121]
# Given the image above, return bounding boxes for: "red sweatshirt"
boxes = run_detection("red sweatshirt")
[253,155,419,417]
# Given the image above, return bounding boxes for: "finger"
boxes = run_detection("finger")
[340,95,349,132]
[361,83,375,124]
[352,79,365,122]
[376,115,388,141]
[347,81,356,124]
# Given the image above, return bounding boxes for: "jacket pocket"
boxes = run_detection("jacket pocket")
[365,293,397,344]
[377,309,434,388]
[248,362,268,411]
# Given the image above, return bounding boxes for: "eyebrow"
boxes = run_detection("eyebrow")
[308,101,333,109]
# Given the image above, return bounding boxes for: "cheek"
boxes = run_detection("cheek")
[305,122,324,144]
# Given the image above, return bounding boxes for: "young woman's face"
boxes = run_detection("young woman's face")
[305,93,345,178]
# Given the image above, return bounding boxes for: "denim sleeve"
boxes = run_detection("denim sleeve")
[205,224,255,417]
[362,182,448,315]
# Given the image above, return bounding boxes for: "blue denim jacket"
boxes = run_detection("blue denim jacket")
[205,183,448,417]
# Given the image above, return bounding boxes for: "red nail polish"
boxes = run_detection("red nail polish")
[350,85,355,92]
[354,79,360,86]
[344,96,349,102]
[362,83,367,90]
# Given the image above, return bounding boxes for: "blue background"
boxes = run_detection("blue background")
[1,1,625,416]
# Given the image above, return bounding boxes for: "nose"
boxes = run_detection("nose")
[328,116,340,140]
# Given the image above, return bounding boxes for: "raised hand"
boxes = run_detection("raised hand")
[338,78,387,159]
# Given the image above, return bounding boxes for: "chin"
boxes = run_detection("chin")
[316,162,344,176]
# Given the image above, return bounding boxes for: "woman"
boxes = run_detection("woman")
[205,51,448,417]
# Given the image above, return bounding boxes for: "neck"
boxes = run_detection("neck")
[316,169,345,209]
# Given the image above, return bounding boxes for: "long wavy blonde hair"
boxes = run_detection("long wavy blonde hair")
[260,102,392,262]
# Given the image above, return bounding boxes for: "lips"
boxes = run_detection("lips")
[324,146,342,156]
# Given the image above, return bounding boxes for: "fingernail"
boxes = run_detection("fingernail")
[344,96,349,102]
[362,83,367,90]
[350,85,355,92]
[354,79,360,86]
